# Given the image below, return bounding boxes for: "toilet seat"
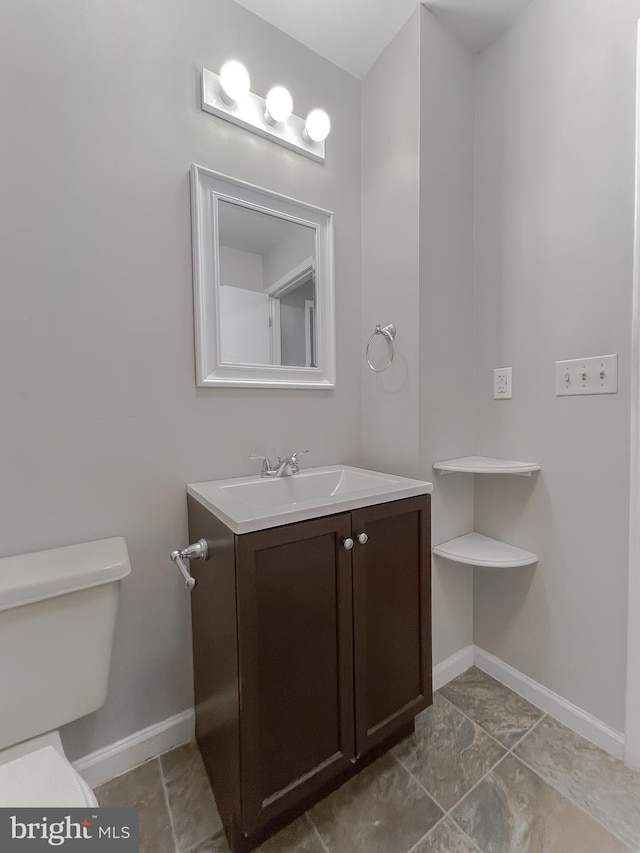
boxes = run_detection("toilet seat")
[0,745,98,807]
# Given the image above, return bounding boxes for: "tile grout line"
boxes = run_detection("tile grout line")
[155,674,635,853]
[404,812,484,853]
[512,750,636,852]
[437,693,507,752]
[182,829,226,852]
[438,672,637,843]
[171,680,543,853]
[391,751,484,853]
[399,736,512,823]
[304,702,630,853]
[392,750,448,814]
[403,816,447,853]
[440,715,549,845]
[306,689,496,853]
[305,812,331,853]
[437,702,634,853]
[175,676,538,853]
[392,699,551,853]
[493,705,634,851]
[438,691,543,755]
[158,757,180,853]
[432,695,548,812]
[505,712,548,756]
[182,829,227,853]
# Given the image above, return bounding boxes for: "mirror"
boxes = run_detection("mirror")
[190,165,335,388]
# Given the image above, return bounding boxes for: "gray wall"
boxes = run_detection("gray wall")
[4,0,632,762]
[361,10,475,666]
[219,248,263,291]
[473,0,638,731]
[361,12,421,479]
[419,8,475,665]
[0,0,362,759]
[263,227,315,290]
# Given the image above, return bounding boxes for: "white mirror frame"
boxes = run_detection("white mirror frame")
[190,164,335,389]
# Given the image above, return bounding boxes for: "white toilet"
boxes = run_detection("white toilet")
[0,537,130,807]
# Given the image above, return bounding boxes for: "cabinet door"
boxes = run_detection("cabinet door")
[352,496,432,755]
[236,514,355,835]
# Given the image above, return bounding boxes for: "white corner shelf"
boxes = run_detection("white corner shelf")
[433,532,538,568]
[433,456,540,477]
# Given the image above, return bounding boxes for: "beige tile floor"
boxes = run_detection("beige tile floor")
[95,667,640,853]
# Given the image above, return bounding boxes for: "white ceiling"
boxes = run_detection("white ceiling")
[424,0,533,55]
[233,0,416,79]
[219,200,307,254]
[232,0,533,79]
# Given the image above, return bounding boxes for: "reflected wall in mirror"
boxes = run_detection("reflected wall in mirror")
[190,165,335,388]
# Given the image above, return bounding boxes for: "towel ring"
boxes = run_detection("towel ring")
[366,323,396,373]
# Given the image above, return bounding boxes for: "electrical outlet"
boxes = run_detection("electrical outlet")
[494,367,513,400]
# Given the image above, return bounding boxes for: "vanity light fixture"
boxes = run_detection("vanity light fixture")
[265,86,293,124]
[201,64,329,163]
[219,60,251,105]
[304,109,331,143]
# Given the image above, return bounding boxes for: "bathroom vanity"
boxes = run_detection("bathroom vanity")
[186,466,433,853]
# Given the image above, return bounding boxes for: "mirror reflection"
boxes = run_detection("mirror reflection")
[218,200,317,368]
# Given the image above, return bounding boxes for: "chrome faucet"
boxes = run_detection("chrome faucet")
[250,451,308,478]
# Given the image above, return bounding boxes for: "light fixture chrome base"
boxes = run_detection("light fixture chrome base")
[201,68,325,163]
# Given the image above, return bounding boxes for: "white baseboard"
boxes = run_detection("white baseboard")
[475,647,625,759]
[73,709,195,789]
[433,644,475,691]
[72,645,626,790]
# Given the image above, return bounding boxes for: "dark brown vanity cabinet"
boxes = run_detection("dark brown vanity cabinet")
[188,494,431,853]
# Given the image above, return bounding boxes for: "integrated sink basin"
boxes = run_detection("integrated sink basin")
[219,468,398,509]
[188,465,433,534]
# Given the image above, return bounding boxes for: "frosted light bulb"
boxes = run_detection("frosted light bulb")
[265,86,293,124]
[304,109,331,143]
[219,60,250,104]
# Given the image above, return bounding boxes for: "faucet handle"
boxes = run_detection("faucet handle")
[288,450,308,472]
[249,455,273,475]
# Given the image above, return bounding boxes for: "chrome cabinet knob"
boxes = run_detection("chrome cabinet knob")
[357,532,368,545]
[343,538,354,550]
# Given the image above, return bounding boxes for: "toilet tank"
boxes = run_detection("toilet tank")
[0,537,130,751]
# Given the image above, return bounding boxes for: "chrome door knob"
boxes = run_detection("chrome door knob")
[357,532,368,545]
[343,538,354,550]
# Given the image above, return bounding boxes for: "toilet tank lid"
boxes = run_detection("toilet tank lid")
[0,537,131,612]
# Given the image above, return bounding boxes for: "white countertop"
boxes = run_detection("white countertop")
[188,464,433,534]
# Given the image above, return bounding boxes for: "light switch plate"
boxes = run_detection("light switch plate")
[494,367,513,400]
[555,354,618,396]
